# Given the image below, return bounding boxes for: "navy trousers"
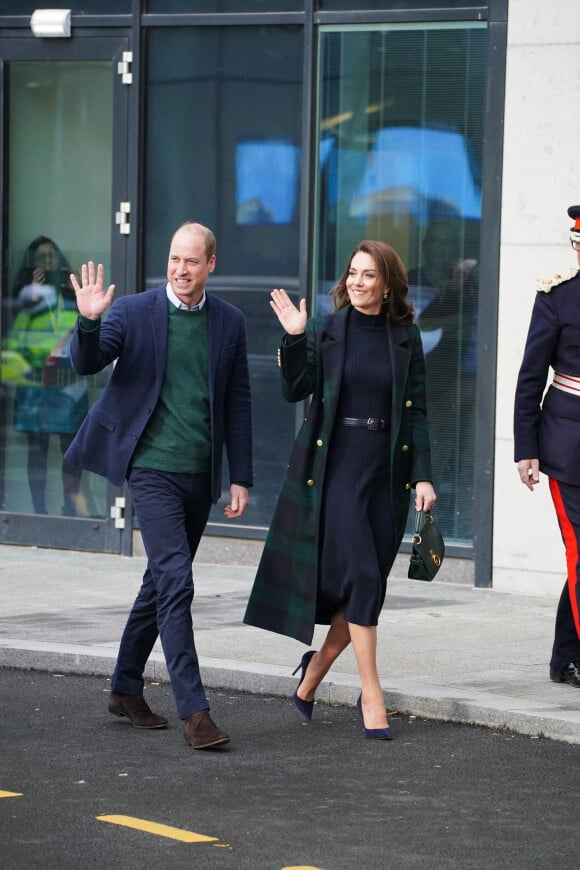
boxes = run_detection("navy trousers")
[111,467,212,719]
[548,478,580,670]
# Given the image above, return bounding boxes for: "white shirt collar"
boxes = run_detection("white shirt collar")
[165,282,207,311]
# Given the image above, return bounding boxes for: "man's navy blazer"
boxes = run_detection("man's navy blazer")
[64,285,253,502]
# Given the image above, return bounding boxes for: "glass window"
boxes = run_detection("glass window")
[144,26,303,529]
[319,1,482,8]
[315,23,486,545]
[0,1,130,13]
[145,1,303,11]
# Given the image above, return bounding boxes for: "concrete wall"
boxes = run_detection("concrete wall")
[493,0,580,595]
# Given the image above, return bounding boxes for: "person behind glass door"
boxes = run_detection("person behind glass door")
[407,218,478,535]
[4,236,87,515]
[65,222,253,750]
[514,204,580,689]
[244,240,436,740]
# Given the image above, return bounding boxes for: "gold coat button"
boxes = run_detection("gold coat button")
[401,444,409,452]
[405,400,412,407]
[405,482,411,490]
[316,439,324,447]
[307,479,315,487]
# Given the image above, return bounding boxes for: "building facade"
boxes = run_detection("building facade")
[495,2,580,595]
[0,1,576,596]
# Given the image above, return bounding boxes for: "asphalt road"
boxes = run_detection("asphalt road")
[1,668,579,870]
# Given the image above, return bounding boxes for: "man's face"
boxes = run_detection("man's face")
[573,239,580,268]
[167,227,215,308]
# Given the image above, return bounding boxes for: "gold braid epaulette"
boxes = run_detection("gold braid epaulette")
[536,268,579,293]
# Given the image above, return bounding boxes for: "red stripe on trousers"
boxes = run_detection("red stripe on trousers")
[549,477,580,639]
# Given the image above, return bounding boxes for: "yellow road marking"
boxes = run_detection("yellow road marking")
[0,790,22,798]
[96,815,218,843]
[282,866,325,869]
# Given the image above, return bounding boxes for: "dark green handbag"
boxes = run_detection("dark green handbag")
[408,511,445,581]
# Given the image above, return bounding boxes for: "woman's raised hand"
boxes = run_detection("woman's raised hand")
[270,288,307,335]
[70,261,115,320]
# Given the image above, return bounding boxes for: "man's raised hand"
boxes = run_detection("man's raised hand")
[70,261,115,320]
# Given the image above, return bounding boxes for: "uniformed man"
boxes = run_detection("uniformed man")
[514,204,580,687]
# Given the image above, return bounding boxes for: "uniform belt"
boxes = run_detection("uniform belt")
[338,416,386,431]
[552,371,580,396]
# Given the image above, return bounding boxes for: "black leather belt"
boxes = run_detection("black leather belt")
[338,417,386,431]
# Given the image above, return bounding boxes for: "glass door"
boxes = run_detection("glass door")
[0,35,132,552]
[314,23,486,547]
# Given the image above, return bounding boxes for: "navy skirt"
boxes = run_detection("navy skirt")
[316,423,394,626]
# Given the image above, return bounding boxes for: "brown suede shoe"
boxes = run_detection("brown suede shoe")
[108,691,168,729]
[183,710,230,749]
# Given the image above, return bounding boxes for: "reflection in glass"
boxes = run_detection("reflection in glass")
[3,237,87,515]
[145,26,304,528]
[236,140,301,226]
[1,61,113,519]
[316,24,486,544]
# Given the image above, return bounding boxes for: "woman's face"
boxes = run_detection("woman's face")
[346,251,387,315]
[33,243,57,273]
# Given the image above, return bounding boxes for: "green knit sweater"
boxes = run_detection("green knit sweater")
[132,302,211,473]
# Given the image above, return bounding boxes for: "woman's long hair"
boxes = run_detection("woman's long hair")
[331,240,414,325]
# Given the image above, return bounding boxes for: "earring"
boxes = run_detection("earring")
[383,292,390,301]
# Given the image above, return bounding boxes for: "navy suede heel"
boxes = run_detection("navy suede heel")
[356,695,393,740]
[291,650,317,720]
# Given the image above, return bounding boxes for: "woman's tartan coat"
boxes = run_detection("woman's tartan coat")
[244,305,433,645]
